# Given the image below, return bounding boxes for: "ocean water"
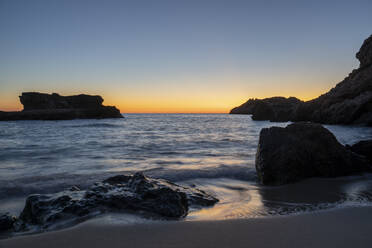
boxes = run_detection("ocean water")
[1,114,372,221]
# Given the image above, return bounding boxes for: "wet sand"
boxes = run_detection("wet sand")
[2,206,372,248]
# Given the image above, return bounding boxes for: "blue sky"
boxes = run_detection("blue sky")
[1,0,371,112]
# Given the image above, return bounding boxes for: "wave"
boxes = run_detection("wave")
[0,166,257,200]
[144,166,257,182]
[263,196,372,217]
[0,146,76,162]
[65,123,121,128]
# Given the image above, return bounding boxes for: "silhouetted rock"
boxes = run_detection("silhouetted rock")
[0,92,123,120]
[255,123,371,185]
[17,173,218,231]
[19,92,104,110]
[357,35,372,68]
[231,34,372,126]
[347,140,372,163]
[0,213,16,232]
[230,97,302,122]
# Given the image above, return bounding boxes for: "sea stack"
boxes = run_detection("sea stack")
[0,92,123,120]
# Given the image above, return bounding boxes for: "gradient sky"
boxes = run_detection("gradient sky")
[1,0,372,113]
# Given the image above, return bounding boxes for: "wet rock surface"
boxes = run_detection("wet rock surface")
[230,34,372,126]
[256,123,371,185]
[8,173,217,232]
[0,214,16,232]
[0,92,123,120]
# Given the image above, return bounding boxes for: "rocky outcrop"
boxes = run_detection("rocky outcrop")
[19,93,105,111]
[11,173,217,232]
[347,140,372,163]
[231,34,372,126]
[357,35,372,68]
[0,92,123,120]
[255,123,371,185]
[230,97,302,122]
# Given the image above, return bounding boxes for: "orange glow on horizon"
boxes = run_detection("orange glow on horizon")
[0,73,337,114]
[0,90,328,114]
[100,87,328,114]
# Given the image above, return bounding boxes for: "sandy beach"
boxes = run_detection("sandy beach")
[2,206,372,248]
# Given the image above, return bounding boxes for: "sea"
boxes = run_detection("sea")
[1,114,372,223]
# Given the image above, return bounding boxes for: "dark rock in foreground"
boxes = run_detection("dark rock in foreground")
[256,123,371,185]
[0,92,123,121]
[231,34,372,126]
[347,140,372,163]
[0,213,16,232]
[15,173,217,231]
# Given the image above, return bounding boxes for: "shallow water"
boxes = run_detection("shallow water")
[1,114,372,221]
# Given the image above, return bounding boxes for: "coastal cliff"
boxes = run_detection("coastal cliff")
[230,34,372,126]
[0,92,123,120]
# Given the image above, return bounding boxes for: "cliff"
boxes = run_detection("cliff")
[0,92,123,120]
[230,34,372,126]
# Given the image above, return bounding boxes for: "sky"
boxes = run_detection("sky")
[0,0,372,113]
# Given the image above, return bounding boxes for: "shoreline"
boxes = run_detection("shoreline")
[2,206,372,248]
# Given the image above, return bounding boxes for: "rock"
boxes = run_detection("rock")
[19,92,104,111]
[255,122,371,185]
[250,102,275,121]
[69,186,81,191]
[18,173,218,230]
[0,92,123,121]
[230,97,302,122]
[292,61,372,125]
[347,140,372,163]
[230,34,372,126]
[356,35,372,68]
[103,174,218,207]
[0,213,16,232]
[102,175,131,184]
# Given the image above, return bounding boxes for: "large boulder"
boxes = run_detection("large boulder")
[230,34,372,126]
[0,92,123,121]
[18,173,218,230]
[255,123,371,185]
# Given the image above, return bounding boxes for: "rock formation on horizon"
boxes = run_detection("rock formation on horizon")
[230,97,302,121]
[0,92,123,120]
[230,34,372,126]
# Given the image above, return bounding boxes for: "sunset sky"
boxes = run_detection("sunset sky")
[1,0,372,113]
